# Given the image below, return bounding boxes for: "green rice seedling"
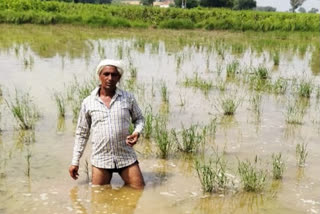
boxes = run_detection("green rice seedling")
[194,151,229,193]
[143,106,153,139]
[5,89,40,130]
[226,60,240,78]
[254,66,269,80]
[153,116,171,158]
[182,73,213,93]
[53,91,66,118]
[219,96,241,116]
[250,93,262,121]
[216,79,226,91]
[296,142,308,167]
[237,156,267,192]
[68,76,97,122]
[285,100,306,124]
[178,93,186,107]
[272,153,285,179]
[173,125,204,153]
[271,77,288,94]
[202,117,217,139]
[194,158,215,193]
[128,61,137,79]
[296,79,313,98]
[160,82,169,103]
[272,51,280,66]
[117,45,123,59]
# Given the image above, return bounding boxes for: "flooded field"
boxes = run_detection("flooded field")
[0,24,319,214]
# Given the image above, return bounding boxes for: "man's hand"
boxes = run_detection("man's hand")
[126,132,140,147]
[69,165,79,180]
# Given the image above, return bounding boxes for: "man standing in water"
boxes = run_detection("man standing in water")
[69,59,145,189]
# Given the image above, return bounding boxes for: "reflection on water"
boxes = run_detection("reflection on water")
[69,185,143,214]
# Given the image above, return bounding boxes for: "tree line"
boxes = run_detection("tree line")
[44,0,319,13]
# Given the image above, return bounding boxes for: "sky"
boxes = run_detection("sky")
[256,0,320,11]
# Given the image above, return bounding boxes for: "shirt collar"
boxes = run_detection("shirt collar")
[91,86,123,97]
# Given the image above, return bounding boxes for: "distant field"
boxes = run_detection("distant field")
[0,0,319,31]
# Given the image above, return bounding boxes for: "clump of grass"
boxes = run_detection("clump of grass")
[203,117,218,138]
[296,79,313,98]
[160,82,169,103]
[53,91,66,118]
[254,66,269,80]
[247,66,270,91]
[67,76,97,122]
[172,125,204,153]
[143,106,153,139]
[271,77,288,94]
[272,153,285,179]
[296,142,308,167]
[250,93,262,114]
[153,116,171,158]
[195,151,229,193]
[272,51,280,66]
[285,99,306,124]
[5,89,40,130]
[182,73,213,93]
[218,95,241,116]
[226,60,240,78]
[128,61,137,79]
[237,156,267,192]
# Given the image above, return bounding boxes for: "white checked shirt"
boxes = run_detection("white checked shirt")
[71,87,144,169]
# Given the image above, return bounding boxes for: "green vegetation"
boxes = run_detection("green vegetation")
[182,73,213,93]
[272,153,285,179]
[143,106,153,139]
[215,94,241,115]
[67,75,97,122]
[226,60,240,79]
[238,156,267,192]
[285,99,306,124]
[160,81,169,103]
[296,79,313,98]
[5,89,40,129]
[153,116,171,158]
[296,142,308,167]
[0,0,319,31]
[195,152,229,193]
[53,91,66,118]
[172,125,204,153]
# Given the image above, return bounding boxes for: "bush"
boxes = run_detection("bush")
[159,18,195,29]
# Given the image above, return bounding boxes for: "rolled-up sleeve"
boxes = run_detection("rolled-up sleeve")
[130,95,144,134]
[71,101,91,166]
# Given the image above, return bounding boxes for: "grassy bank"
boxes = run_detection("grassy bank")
[0,0,319,31]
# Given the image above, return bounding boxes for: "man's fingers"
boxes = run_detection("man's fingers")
[69,166,79,180]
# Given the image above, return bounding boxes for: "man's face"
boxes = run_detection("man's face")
[99,65,121,91]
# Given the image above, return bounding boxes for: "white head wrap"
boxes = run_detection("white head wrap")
[96,59,124,76]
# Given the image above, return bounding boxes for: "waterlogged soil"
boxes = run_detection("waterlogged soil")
[0,24,320,214]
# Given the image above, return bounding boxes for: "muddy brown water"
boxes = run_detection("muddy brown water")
[0,24,319,214]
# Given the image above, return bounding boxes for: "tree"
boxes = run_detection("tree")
[290,0,306,13]
[199,0,233,8]
[298,7,306,12]
[233,0,256,10]
[254,6,276,12]
[174,0,199,8]
[308,8,319,13]
[141,0,154,5]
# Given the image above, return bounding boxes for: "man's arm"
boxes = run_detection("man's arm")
[126,95,144,147]
[69,101,91,180]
